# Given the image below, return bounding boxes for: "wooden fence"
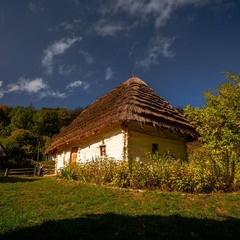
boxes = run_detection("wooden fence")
[4,168,36,177]
[42,165,55,175]
[3,165,55,177]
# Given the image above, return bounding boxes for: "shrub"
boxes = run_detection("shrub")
[60,165,76,180]
[59,152,240,193]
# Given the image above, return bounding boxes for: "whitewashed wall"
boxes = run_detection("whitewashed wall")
[55,125,124,170]
[78,127,124,163]
[54,123,188,171]
[128,124,187,162]
[55,150,71,171]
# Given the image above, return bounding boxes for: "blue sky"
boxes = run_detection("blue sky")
[0,0,239,109]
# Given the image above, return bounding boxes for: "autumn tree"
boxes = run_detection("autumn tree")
[0,105,8,124]
[0,105,11,137]
[184,72,240,190]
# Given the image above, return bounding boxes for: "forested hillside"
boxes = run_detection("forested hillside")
[0,105,82,166]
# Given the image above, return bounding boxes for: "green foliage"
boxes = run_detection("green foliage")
[0,105,9,125]
[60,157,117,184]
[33,108,79,137]
[60,154,240,193]
[9,105,35,131]
[184,72,240,191]
[0,106,11,137]
[60,165,76,180]
[0,105,82,164]
[112,161,130,187]
[5,129,38,162]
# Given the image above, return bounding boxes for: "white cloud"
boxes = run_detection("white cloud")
[103,0,210,28]
[0,77,67,100]
[0,81,3,99]
[48,19,82,32]
[6,77,47,93]
[94,19,125,37]
[79,49,94,64]
[39,90,67,99]
[136,36,175,69]
[57,21,75,31]
[105,67,114,80]
[97,0,215,69]
[59,64,77,76]
[71,0,80,7]
[66,80,90,91]
[42,36,82,74]
[129,41,138,57]
[55,21,74,31]
[29,2,44,13]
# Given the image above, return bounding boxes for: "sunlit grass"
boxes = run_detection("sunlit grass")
[0,176,239,239]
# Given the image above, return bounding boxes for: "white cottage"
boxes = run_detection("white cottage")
[46,77,199,171]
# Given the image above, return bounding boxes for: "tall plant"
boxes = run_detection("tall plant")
[184,72,240,191]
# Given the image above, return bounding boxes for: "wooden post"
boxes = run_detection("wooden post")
[34,166,37,176]
[37,140,40,164]
[4,168,9,177]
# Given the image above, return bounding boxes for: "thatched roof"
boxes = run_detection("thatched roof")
[46,77,199,154]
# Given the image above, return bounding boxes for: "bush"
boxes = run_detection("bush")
[59,153,240,193]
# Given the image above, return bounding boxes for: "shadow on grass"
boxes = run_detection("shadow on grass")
[0,176,42,183]
[1,213,239,240]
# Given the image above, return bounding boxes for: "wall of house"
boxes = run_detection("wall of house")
[55,124,124,171]
[54,123,188,171]
[77,127,124,163]
[127,123,187,162]
[55,150,71,170]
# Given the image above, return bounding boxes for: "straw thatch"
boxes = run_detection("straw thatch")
[46,77,199,154]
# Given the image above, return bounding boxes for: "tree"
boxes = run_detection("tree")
[1,105,82,164]
[0,105,11,137]
[9,105,35,131]
[184,72,240,191]
[33,108,79,138]
[0,105,8,124]
[6,129,38,162]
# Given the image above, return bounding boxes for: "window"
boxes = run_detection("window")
[100,145,106,156]
[152,144,159,154]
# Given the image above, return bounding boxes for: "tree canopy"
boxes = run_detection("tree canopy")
[184,72,240,189]
[0,106,82,164]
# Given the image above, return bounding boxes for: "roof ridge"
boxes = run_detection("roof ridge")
[123,77,147,86]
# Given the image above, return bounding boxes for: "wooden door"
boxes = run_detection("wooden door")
[70,147,78,164]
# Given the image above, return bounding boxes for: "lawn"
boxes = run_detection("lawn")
[0,176,239,240]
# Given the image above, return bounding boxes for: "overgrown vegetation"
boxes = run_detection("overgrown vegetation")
[0,106,82,167]
[184,72,240,191]
[60,153,240,193]
[0,177,239,239]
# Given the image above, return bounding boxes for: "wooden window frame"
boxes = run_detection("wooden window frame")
[100,145,106,157]
[152,143,159,154]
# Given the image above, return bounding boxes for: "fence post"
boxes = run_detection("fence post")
[34,167,37,176]
[4,168,9,177]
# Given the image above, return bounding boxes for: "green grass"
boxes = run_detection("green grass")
[0,176,239,240]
